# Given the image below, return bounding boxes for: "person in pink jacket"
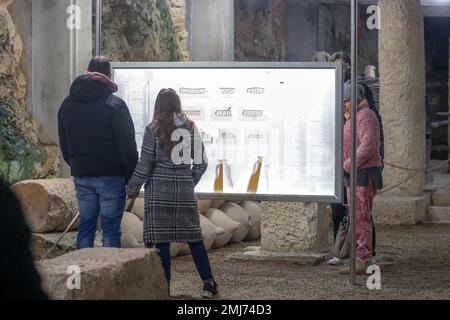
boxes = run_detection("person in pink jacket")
[340,82,383,275]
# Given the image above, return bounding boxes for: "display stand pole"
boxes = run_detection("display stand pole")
[350,0,359,285]
[95,0,103,56]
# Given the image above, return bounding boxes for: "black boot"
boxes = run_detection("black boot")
[201,279,219,299]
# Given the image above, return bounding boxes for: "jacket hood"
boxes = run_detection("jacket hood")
[69,75,112,102]
[174,113,192,129]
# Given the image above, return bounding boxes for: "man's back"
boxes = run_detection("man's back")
[58,75,138,182]
[59,56,138,250]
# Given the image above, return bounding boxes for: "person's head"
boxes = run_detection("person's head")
[152,88,192,158]
[87,56,111,78]
[154,88,182,120]
[343,81,366,119]
[330,51,351,65]
[330,51,351,81]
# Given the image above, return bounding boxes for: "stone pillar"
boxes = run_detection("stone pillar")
[189,0,234,61]
[32,0,92,177]
[375,0,428,225]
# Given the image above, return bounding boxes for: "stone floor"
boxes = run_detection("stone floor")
[170,224,450,300]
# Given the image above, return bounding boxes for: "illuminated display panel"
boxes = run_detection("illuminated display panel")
[112,62,343,203]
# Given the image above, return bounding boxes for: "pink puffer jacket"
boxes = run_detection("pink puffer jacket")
[343,106,382,173]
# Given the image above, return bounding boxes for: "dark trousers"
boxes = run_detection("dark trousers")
[155,242,213,284]
[331,190,377,256]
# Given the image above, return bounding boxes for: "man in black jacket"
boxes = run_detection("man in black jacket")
[58,56,138,249]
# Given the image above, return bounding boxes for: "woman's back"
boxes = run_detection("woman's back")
[149,113,196,169]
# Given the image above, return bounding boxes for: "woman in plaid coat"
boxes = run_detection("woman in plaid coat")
[126,88,218,298]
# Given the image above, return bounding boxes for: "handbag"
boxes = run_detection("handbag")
[334,211,351,259]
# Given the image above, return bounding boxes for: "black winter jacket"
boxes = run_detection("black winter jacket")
[58,75,138,182]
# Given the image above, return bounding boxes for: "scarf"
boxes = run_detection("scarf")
[84,71,118,93]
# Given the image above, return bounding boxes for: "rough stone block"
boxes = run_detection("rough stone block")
[31,232,77,260]
[260,202,329,254]
[373,195,427,225]
[426,206,450,223]
[11,179,79,233]
[36,248,168,300]
[431,192,450,206]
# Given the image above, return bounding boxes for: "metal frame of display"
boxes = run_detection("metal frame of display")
[111,61,344,204]
[350,0,358,286]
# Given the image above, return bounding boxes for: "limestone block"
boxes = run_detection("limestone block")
[170,243,181,257]
[427,207,450,224]
[170,215,226,255]
[121,232,144,249]
[204,208,240,249]
[240,201,262,241]
[200,214,225,250]
[178,243,191,256]
[373,195,427,225]
[11,179,79,233]
[131,198,144,220]
[211,200,226,209]
[31,232,77,260]
[121,212,143,243]
[198,200,212,214]
[32,231,104,260]
[219,202,250,243]
[431,191,450,206]
[36,248,168,300]
[260,202,329,254]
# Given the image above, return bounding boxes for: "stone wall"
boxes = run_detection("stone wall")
[99,0,187,62]
[169,0,189,61]
[0,0,58,185]
[234,0,286,61]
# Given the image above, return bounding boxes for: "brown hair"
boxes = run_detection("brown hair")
[151,88,193,158]
[87,56,111,76]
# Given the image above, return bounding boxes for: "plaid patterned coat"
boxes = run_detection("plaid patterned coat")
[126,114,208,244]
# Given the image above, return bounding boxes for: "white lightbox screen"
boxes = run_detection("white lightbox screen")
[112,63,342,202]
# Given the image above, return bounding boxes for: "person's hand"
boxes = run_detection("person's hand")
[125,195,137,212]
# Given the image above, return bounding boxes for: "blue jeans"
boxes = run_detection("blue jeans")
[74,176,126,249]
[153,242,213,284]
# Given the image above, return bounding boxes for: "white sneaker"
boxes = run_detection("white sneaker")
[328,256,342,266]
